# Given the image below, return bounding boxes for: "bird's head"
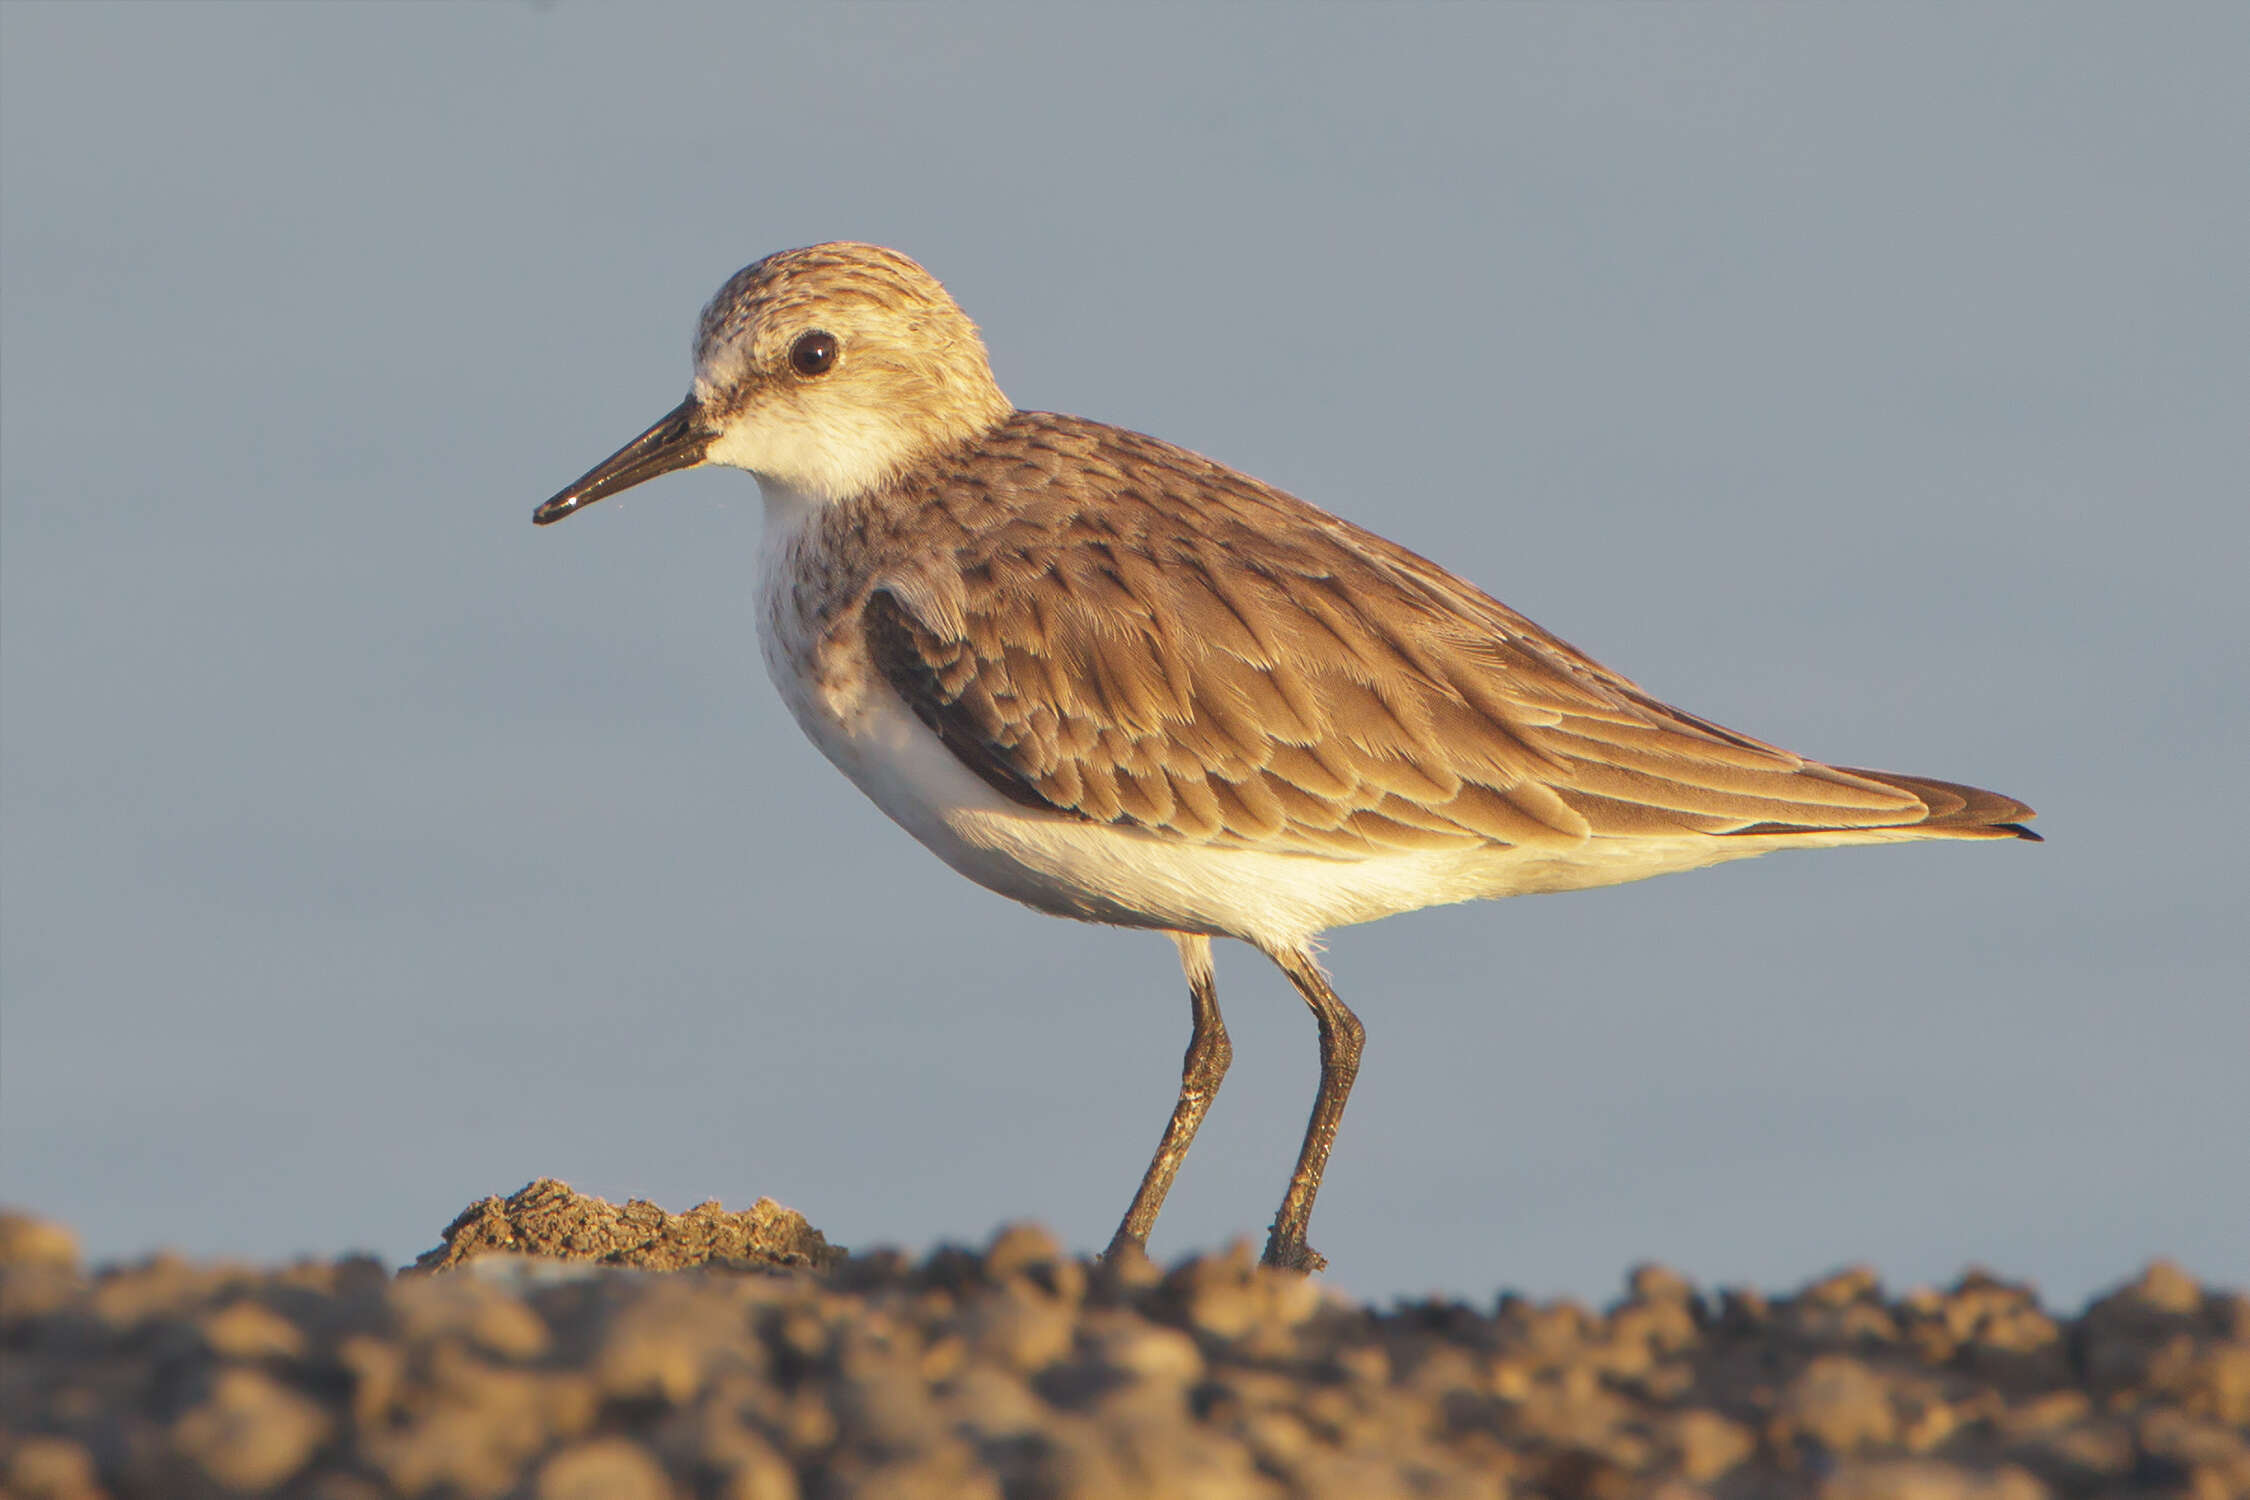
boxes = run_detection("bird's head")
[535,242,1011,524]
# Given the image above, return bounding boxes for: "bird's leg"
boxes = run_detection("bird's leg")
[1262,947,1365,1273]
[1105,934,1230,1260]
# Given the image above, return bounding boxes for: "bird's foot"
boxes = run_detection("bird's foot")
[1099,1231,1152,1267]
[1259,1234,1327,1274]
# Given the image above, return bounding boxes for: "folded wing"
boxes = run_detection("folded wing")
[863,416,2036,857]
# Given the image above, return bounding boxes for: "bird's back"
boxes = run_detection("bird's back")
[842,410,2035,872]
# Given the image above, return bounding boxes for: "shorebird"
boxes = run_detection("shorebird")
[533,242,2038,1272]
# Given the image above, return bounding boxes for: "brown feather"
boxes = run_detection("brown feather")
[844,412,2036,855]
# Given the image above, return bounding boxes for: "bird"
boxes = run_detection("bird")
[532,242,2038,1273]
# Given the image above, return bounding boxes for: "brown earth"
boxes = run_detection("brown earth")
[3,1183,2245,1499]
[411,1180,843,1275]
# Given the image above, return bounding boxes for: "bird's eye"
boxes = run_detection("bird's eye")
[789,331,838,376]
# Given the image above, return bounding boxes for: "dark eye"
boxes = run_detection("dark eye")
[789,331,838,376]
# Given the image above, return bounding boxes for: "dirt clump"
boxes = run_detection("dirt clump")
[410,1178,842,1274]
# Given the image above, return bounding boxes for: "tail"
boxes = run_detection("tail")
[1728,768,2042,842]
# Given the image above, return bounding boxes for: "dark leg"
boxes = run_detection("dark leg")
[1105,934,1231,1260]
[1261,947,1365,1273]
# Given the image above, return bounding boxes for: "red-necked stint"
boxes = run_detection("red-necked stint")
[534,242,2038,1272]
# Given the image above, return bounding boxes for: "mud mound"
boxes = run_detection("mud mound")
[412,1178,842,1274]
[3,1190,2246,1499]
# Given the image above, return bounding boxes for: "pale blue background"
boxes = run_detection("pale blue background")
[4,3,2245,1306]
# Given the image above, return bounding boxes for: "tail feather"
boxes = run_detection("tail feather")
[1728,767,2041,842]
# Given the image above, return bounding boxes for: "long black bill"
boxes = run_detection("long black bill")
[533,396,712,525]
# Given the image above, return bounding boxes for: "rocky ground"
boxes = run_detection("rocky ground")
[3,1182,2245,1499]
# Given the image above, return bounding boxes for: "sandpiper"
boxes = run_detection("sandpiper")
[534,242,2037,1272]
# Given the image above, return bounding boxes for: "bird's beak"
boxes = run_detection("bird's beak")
[533,396,713,525]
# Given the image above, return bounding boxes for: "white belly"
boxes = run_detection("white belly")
[778,652,1842,953]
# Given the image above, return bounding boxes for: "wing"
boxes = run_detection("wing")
[863,414,2030,857]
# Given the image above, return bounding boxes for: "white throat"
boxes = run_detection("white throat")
[699,391,925,507]
[753,473,829,543]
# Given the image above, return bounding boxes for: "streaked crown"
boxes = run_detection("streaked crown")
[692,243,1013,502]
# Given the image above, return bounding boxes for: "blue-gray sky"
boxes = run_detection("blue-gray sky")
[3,3,2244,1306]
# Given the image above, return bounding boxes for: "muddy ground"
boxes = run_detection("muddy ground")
[3,1181,2244,1499]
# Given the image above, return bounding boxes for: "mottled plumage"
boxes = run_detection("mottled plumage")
[535,242,2037,1273]
[849,413,2033,858]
